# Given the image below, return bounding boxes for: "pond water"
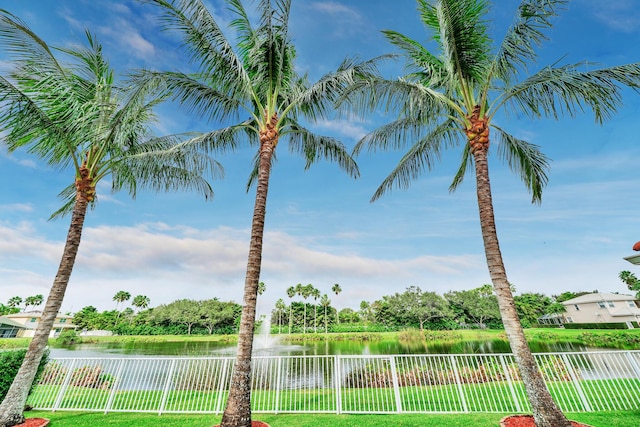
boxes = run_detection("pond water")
[49,335,596,359]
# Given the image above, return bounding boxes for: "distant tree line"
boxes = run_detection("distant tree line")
[270,285,589,333]
[72,297,241,336]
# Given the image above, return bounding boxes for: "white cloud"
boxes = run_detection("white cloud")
[97,18,155,61]
[315,118,368,141]
[0,203,33,213]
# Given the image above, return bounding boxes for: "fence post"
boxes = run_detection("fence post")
[275,357,282,414]
[499,354,522,413]
[104,359,126,414]
[625,352,640,379]
[215,358,232,415]
[52,358,77,412]
[449,355,468,413]
[334,355,342,414]
[157,359,177,415]
[561,354,591,412]
[388,356,403,413]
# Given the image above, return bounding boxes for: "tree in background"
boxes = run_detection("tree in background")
[131,295,151,312]
[0,12,217,425]
[23,295,43,312]
[445,285,499,328]
[619,271,640,298]
[274,299,286,334]
[347,1,640,424]
[6,298,22,311]
[514,292,554,327]
[200,300,240,335]
[331,284,342,325]
[113,291,131,312]
[320,294,331,333]
[286,286,296,334]
[383,287,451,331]
[311,287,321,333]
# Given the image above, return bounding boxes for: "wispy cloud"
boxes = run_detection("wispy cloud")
[308,2,366,39]
[587,0,640,33]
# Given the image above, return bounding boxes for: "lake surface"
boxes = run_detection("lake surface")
[49,335,597,358]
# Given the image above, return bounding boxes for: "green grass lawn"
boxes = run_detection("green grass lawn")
[26,410,640,427]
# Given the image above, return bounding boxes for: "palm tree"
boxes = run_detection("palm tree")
[131,295,151,312]
[0,13,217,426]
[6,297,21,310]
[139,1,373,424]
[300,284,313,334]
[331,284,342,325]
[311,286,320,333]
[274,298,286,334]
[23,295,43,311]
[113,291,131,311]
[286,286,296,334]
[320,294,330,334]
[348,1,640,425]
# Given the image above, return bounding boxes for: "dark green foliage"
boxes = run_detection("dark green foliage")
[55,329,79,345]
[0,348,49,401]
[564,323,629,330]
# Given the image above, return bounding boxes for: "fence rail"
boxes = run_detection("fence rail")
[28,350,640,414]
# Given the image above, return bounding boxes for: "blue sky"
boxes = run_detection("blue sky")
[0,0,639,317]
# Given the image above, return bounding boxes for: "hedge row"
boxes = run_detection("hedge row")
[0,348,49,402]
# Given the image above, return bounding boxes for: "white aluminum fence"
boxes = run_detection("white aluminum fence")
[27,351,640,414]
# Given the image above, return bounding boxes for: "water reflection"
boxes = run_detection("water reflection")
[50,336,592,358]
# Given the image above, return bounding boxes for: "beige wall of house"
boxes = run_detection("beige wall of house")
[562,293,640,325]
[5,311,76,338]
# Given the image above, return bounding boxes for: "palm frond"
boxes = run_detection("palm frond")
[340,76,455,121]
[245,149,278,191]
[288,55,388,123]
[0,9,66,76]
[284,122,359,178]
[353,116,432,156]
[448,140,473,192]
[501,62,640,123]
[493,124,549,204]
[420,0,491,85]
[370,120,460,202]
[145,0,251,96]
[382,30,446,86]
[489,0,567,86]
[170,121,256,155]
[128,69,249,122]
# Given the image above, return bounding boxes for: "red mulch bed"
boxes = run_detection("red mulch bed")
[13,419,49,427]
[213,422,269,427]
[500,415,592,427]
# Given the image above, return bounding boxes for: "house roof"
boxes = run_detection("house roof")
[561,292,635,305]
[0,316,26,329]
[6,311,73,319]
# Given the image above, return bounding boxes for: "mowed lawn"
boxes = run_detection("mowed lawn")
[27,410,640,427]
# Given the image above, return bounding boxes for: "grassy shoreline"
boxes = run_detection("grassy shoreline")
[1,328,639,350]
[26,410,640,427]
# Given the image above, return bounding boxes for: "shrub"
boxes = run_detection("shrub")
[0,348,49,401]
[55,329,79,345]
[564,322,628,330]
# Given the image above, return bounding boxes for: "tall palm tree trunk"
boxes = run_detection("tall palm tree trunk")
[472,137,571,427]
[221,117,277,427]
[0,193,89,427]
